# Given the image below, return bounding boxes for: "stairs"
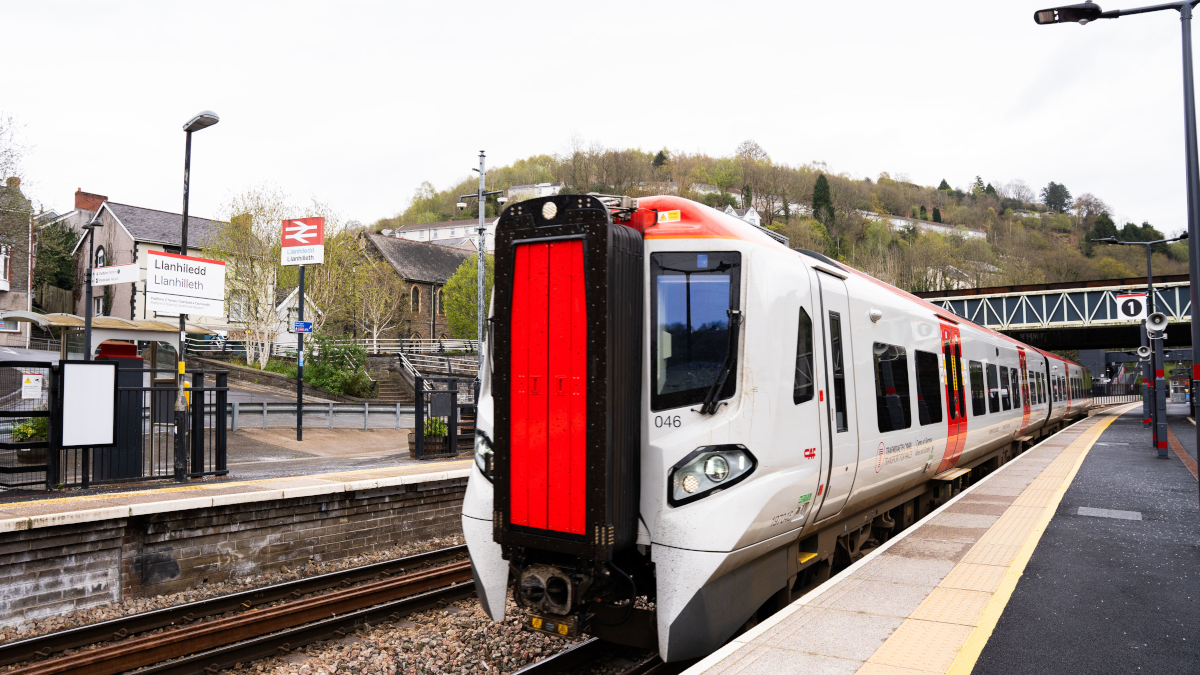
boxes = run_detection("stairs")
[374,376,414,403]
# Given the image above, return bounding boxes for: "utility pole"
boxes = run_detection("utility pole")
[458,152,507,375]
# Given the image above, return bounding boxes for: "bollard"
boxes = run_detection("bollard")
[395,402,401,430]
[328,401,333,429]
[263,402,268,429]
[231,401,239,433]
[364,402,369,431]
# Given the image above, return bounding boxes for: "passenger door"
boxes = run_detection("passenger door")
[814,271,858,521]
[935,323,967,473]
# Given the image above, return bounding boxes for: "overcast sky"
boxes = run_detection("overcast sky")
[3,1,1195,233]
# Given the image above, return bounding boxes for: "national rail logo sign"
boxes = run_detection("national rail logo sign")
[282,217,325,266]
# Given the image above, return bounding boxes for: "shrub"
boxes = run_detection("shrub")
[424,416,447,437]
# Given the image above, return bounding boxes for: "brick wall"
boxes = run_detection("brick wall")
[0,478,466,626]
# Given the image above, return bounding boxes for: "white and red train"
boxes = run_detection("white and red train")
[462,194,1094,661]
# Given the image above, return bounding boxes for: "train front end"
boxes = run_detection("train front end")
[462,194,650,645]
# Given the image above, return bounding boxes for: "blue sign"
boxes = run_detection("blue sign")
[294,321,313,334]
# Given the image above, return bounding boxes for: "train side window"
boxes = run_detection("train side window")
[793,307,814,404]
[914,350,942,426]
[1011,367,1021,409]
[970,360,986,416]
[829,312,848,432]
[999,367,1012,411]
[1039,373,1046,403]
[987,363,1000,413]
[873,342,912,433]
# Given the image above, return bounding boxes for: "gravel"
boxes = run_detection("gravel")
[0,535,465,646]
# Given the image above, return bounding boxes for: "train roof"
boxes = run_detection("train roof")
[634,195,1084,370]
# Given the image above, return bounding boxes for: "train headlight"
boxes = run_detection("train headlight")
[474,432,494,482]
[669,445,756,506]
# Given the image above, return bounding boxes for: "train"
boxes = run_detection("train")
[461,194,1095,662]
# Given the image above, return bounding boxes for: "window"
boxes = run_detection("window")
[93,297,104,317]
[830,312,848,432]
[437,288,445,315]
[0,318,19,332]
[793,308,814,404]
[914,350,942,426]
[411,286,421,313]
[651,251,741,411]
[95,246,106,268]
[1011,368,1021,409]
[999,366,1011,411]
[986,364,1000,413]
[873,343,912,432]
[1038,373,1045,403]
[970,360,986,416]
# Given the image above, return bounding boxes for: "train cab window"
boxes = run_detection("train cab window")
[793,308,814,404]
[987,363,1001,413]
[651,251,741,411]
[873,343,911,432]
[914,350,942,426]
[999,367,1012,411]
[970,360,986,416]
[830,313,849,432]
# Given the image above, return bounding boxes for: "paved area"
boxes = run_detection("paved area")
[0,458,473,531]
[975,407,1198,674]
[0,347,59,364]
[226,428,464,480]
[685,403,1200,675]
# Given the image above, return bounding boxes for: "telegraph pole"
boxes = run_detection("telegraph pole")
[458,152,507,374]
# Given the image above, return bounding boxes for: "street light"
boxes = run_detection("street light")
[459,151,506,376]
[1093,232,1187,455]
[174,109,219,483]
[82,218,103,362]
[1042,0,1200,513]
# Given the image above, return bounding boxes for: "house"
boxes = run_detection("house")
[389,217,498,252]
[363,234,472,339]
[0,177,34,341]
[67,190,228,325]
[272,286,322,349]
[506,182,563,201]
[724,205,762,228]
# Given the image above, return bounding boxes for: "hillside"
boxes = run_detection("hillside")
[373,142,1188,293]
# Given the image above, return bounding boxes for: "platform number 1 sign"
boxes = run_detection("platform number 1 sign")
[1116,293,1147,321]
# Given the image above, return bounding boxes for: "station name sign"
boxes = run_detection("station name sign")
[282,217,325,266]
[145,250,226,316]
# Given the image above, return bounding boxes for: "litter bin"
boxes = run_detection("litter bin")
[94,342,144,480]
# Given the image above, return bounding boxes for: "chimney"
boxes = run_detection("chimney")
[5,177,18,190]
[75,188,108,212]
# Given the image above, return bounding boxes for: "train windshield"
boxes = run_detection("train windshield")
[651,251,742,411]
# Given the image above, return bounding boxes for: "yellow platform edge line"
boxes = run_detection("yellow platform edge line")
[945,406,1128,675]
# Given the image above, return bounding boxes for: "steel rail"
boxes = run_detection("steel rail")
[0,544,468,667]
[5,561,473,675]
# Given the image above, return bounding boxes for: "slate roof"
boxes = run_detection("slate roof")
[106,202,223,246]
[366,233,471,284]
[392,217,497,233]
[430,237,478,251]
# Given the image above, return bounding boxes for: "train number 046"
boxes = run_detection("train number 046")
[655,415,683,428]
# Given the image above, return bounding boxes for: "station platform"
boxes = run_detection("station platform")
[687,403,1199,675]
[0,458,472,534]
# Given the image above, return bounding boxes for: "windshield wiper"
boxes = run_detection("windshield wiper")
[698,309,742,415]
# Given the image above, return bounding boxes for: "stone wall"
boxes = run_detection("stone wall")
[0,477,466,626]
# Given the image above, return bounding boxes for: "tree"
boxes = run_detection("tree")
[442,254,495,338]
[1006,179,1035,204]
[985,183,997,197]
[937,179,952,191]
[1040,182,1072,213]
[932,207,942,223]
[811,173,834,226]
[735,140,769,162]
[971,176,986,196]
[652,149,669,169]
[919,205,928,220]
[354,260,409,351]
[32,220,79,290]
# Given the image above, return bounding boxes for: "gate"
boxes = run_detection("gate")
[0,361,227,491]
[413,375,475,460]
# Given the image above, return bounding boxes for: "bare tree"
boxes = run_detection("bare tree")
[355,260,409,352]
[1006,179,1035,204]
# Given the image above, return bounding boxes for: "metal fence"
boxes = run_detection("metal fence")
[413,376,476,460]
[230,401,414,430]
[0,362,53,489]
[183,337,479,358]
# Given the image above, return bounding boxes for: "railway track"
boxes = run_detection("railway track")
[508,638,692,675]
[0,545,471,675]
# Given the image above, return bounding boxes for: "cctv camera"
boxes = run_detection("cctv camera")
[456,202,467,211]
[497,195,508,204]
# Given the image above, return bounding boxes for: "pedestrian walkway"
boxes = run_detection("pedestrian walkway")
[685,403,1199,675]
[0,458,472,533]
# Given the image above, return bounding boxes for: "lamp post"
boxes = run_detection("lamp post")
[1040,1,1200,515]
[457,151,507,374]
[82,218,103,361]
[1093,233,1187,454]
[174,110,219,483]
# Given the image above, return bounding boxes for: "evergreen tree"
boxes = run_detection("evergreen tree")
[32,220,80,290]
[938,179,952,191]
[653,149,668,168]
[742,183,753,210]
[919,205,928,220]
[985,183,997,196]
[1040,182,1073,213]
[932,207,942,223]
[972,176,986,196]
[811,173,833,226]
[1092,212,1117,239]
